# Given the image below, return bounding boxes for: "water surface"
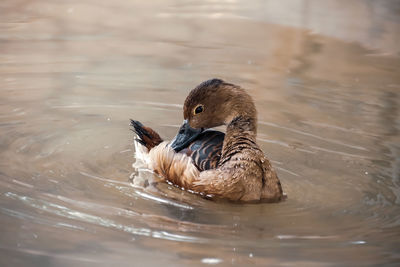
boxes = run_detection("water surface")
[1,0,400,266]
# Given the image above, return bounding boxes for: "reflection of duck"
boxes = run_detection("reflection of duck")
[131,79,283,202]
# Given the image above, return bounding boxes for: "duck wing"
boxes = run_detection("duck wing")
[180,130,224,171]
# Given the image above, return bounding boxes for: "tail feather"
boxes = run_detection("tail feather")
[130,120,163,150]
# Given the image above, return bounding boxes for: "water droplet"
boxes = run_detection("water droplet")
[351,240,366,245]
[201,258,222,264]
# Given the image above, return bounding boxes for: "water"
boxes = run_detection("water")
[1,0,399,266]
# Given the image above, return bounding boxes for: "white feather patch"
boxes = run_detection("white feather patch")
[131,137,153,187]
[132,137,151,169]
[132,139,200,186]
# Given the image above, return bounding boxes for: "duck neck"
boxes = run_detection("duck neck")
[219,115,258,162]
[226,115,257,136]
[222,86,257,135]
[220,84,258,155]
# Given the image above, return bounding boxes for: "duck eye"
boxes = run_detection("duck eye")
[194,105,204,115]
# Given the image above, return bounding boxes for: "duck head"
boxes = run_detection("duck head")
[171,79,257,151]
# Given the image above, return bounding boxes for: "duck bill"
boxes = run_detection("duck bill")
[171,120,203,152]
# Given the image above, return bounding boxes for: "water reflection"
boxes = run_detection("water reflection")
[0,0,399,266]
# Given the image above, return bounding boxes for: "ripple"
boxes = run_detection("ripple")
[50,101,182,110]
[79,171,130,186]
[276,235,338,240]
[309,145,373,159]
[4,191,205,243]
[274,166,300,177]
[259,121,368,151]
[12,179,34,188]
[301,120,378,137]
[134,190,194,210]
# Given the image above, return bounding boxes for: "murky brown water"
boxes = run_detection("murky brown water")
[1,0,400,266]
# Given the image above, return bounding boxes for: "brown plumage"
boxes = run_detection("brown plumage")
[131,79,284,202]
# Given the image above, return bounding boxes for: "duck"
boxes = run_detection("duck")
[130,78,283,202]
